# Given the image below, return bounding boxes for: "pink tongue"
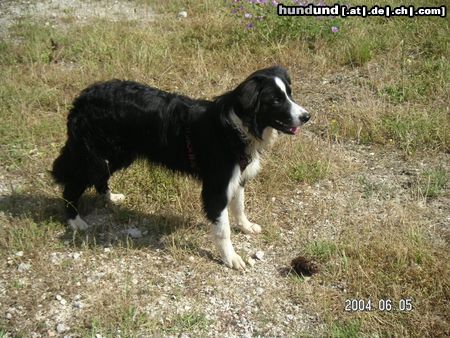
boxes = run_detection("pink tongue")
[290,127,300,134]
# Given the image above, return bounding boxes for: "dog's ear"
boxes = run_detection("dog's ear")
[236,76,263,113]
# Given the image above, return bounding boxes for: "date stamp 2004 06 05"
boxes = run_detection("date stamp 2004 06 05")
[344,298,413,312]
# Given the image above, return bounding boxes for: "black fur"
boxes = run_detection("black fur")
[52,66,308,225]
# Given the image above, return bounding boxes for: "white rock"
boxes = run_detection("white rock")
[5,312,12,320]
[125,228,142,238]
[255,287,264,295]
[254,251,264,260]
[18,262,31,272]
[72,252,81,260]
[15,251,24,257]
[247,257,256,267]
[56,323,68,333]
[178,10,187,18]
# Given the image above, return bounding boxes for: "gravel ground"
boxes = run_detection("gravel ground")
[0,0,155,38]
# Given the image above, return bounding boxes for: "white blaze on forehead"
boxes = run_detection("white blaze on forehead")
[274,76,288,95]
[274,77,309,122]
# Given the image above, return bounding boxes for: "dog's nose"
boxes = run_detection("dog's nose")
[300,112,311,123]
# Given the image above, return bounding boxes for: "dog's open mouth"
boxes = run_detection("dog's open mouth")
[274,120,300,135]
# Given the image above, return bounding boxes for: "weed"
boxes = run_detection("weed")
[417,167,448,199]
[306,240,337,260]
[331,319,361,338]
[291,160,330,183]
[165,312,211,334]
[382,110,449,154]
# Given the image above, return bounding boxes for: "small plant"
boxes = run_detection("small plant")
[331,319,362,338]
[166,312,211,333]
[418,167,448,199]
[382,110,449,154]
[306,240,337,260]
[291,159,330,183]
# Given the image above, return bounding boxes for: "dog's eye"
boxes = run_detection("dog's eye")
[273,97,282,105]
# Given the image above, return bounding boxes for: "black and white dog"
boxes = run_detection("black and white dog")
[52,66,310,269]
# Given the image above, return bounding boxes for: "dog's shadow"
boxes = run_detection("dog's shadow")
[0,192,215,261]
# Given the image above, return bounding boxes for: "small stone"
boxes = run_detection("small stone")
[178,10,187,18]
[125,228,142,238]
[72,252,81,260]
[247,257,256,267]
[188,256,195,262]
[15,251,24,257]
[56,294,63,301]
[73,301,83,309]
[254,251,264,260]
[5,312,12,320]
[18,262,31,272]
[56,323,67,333]
[255,287,264,295]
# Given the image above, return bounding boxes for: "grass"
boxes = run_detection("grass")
[306,240,337,261]
[331,319,362,338]
[165,312,211,334]
[418,167,449,199]
[0,0,448,336]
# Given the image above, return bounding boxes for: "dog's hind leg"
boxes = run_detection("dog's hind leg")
[94,160,125,204]
[229,184,262,235]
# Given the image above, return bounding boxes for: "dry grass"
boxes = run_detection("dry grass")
[0,0,449,336]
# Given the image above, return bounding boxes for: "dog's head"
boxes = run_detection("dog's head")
[232,66,310,139]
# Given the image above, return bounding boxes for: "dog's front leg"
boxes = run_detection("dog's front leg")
[203,179,246,270]
[212,208,246,270]
[229,184,262,234]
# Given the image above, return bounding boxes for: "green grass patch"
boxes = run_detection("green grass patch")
[382,110,449,154]
[418,167,448,199]
[165,312,211,334]
[331,319,362,338]
[306,240,337,261]
[290,160,330,183]
[89,305,156,337]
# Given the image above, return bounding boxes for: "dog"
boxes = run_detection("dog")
[52,66,310,269]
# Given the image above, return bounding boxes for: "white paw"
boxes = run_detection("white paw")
[239,222,262,235]
[68,215,90,231]
[107,192,125,203]
[216,238,246,270]
[223,252,246,270]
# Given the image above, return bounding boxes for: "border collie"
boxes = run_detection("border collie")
[52,66,310,269]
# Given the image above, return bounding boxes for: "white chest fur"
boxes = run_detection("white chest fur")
[241,155,260,182]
